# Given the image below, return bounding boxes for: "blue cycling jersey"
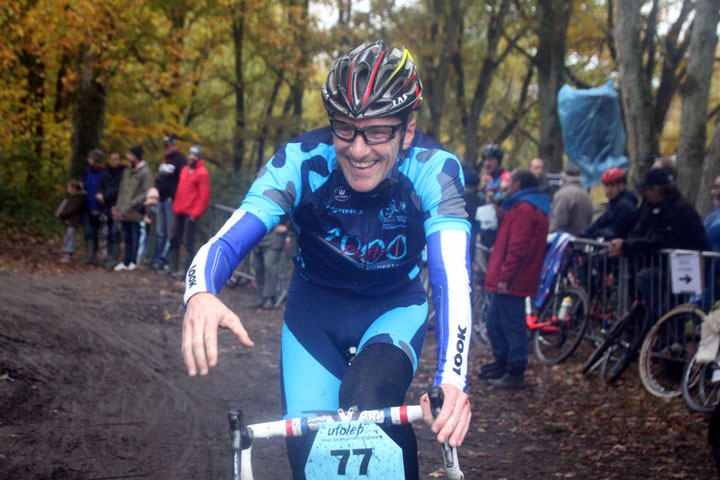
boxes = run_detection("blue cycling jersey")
[185,125,472,390]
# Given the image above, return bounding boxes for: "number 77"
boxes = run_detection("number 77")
[330,448,373,475]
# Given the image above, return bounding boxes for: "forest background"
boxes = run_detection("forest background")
[1,0,719,237]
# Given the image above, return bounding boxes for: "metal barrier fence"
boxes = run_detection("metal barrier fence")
[206,203,295,307]
[561,237,720,321]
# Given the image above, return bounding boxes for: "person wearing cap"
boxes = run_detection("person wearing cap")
[112,145,155,271]
[153,134,188,271]
[166,144,210,278]
[179,41,472,479]
[608,168,709,320]
[549,164,593,236]
[580,168,638,240]
[81,148,107,265]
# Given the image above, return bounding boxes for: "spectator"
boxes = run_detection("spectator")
[81,149,106,265]
[652,156,677,185]
[154,134,187,271]
[166,144,211,278]
[608,168,710,320]
[55,179,87,264]
[478,143,511,206]
[113,145,155,271]
[253,217,290,309]
[97,152,126,267]
[704,175,720,252]
[137,187,160,265]
[549,164,593,236]
[479,169,550,389]
[530,157,561,198]
[581,168,638,240]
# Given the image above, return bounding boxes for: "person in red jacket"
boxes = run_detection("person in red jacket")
[478,169,550,389]
[165,144,211,277]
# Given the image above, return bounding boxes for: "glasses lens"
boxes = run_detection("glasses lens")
[332,120,356,140]
[364,126,395,144]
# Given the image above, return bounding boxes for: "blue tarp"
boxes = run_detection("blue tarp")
[557,81,629,187]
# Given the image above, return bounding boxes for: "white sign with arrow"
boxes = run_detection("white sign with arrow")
[669,250,703,295]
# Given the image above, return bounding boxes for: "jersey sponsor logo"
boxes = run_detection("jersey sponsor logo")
[328,206,363,215]
[452,325,467,375]
[379,199,407,230]
[187,265,197,288]
[324,228,407,265]
[334,187,351,202]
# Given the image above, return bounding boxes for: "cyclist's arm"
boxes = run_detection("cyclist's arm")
[417,151,472,447]
[182,145,303,376]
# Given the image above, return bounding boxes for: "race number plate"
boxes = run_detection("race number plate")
[305,420,404,479]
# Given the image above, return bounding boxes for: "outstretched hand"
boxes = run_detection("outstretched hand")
[181,292,254,376]
[420,384,471,448]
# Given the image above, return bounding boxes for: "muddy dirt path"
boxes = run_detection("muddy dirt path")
[0,250,716,479]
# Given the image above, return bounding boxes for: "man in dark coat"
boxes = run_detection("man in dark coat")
[97,152,126,267]
[608,168,710,320]
[581,168,638,240]
[479,169,550,389]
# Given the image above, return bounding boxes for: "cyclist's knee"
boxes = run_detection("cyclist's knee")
[338,342,413,411]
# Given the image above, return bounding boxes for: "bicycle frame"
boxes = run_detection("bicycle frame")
[229,393,464,480]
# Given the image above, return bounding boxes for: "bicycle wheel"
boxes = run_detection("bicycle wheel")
[533,285,589,365]
[582,302,645,376]
[600,303,647,384]
[682,354,720,413]
[638,304,704,398]
[471,287,491,345]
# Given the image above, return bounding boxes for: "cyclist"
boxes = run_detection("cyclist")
[181,40,472,479]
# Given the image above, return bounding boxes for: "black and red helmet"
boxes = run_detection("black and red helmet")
[322,40,423,120]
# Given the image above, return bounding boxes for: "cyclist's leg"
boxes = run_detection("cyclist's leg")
[281,322,343,478]
[282,272,427,479]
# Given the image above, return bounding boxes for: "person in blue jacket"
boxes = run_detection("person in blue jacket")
[179,41,472,480]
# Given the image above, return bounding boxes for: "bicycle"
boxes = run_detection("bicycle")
[638,303,705,398]
[581,300,649,383]
[228,386,464,480]
[421,240,491,345]
[682,351,720,413]
[531,284,589,364]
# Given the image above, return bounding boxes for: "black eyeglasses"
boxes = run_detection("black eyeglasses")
[330,119,405,145]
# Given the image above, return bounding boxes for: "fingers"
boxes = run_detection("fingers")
[181,293,254,377]
[181,311,198,376]
[430,385,471,448]
[222,314,255,348]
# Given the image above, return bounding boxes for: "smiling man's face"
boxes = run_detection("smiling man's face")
[332,115,415,193]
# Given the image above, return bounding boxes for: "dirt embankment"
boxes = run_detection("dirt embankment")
[0,237,716,479]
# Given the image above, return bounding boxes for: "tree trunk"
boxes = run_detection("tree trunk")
[70,46,106,181]
[676,0,720,205]
[614,0,657,177]
[423,0,462,140]
[232,1,246,173]
[286,0,309,140]
[459,0,511,166]
[536,0,571,173]
[18,49,45,185]
[256,72,284,173]
[696,113,720,216]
